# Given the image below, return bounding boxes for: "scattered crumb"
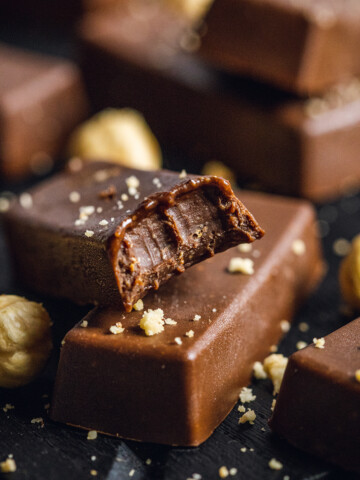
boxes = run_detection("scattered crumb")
[253,361,267,380]
[87,430,97,440]
[121,193,129,201]
[193,314,201,321]
[109,322,125,334]
[0,458,16,473]
[91,456,96,461]
[292,239,306,256]
[179,169,187,178]
[218,466,229,478]
[31,417,44,427]
[19,193,33,209]
[3,404,15,413]
[283,476,290,480]
[239,387,256,403]
[298,322,309,332]
[263,354,288,394]
[152,177,162,189]
[271,399,276,411]
[249,448,254,452]
[44,403,50,410]
[270,345,278,352]
[229,468,237,476]
[313,337,325,349]
[90,470,97,476]
[356,369,360,382]
[296,341,308,350]
[69,191,81,203]
[238,405,246,413]
[80,320,88,328]
[145,459,152,465]
[85,230,94,238]
[333,238,351,257]
[139,309,165,336]
[240,447,247,452]
[164,318,177,325]
[133,299,144,311]
[99,219,109,226]
[0,197,10,212]
[239,409,256,425]
[237,243,252,253]
[228,257,254,275]
[212,308,217,313]
[129,469,135,477]
[185,330,194,338]
[61,339,66,346]
[126,175,140,190]
[174,337,182,345]
[280,320,291,333]
[268,458,283,471]
[97,207,103,213]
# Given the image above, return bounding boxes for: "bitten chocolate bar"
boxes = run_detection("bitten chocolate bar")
[78,4,360,200]
[269,318,360,473]
[0,43,88,181]
[199,0,360,95]
[50,191,324,446]
[3,161,263,311]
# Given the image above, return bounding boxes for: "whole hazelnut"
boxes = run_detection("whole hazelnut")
[339,234,360,310]
[0,295,53,388]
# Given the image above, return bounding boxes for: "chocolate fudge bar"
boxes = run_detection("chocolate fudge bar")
[0,43,88,181]
[199,0,360,95]
[50,191,323,445]
[269,318,360,473]
[78,5,360,200]
[3,161,264,311]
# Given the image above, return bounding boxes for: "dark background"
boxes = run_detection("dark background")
[1,15,360,480]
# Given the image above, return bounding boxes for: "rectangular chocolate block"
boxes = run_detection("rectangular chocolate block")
[50,191,324,446]
[3,161,263,311]
[0,43,88,181]
[269,318,360,473]
[78,5,360,200]
[199,0,360,95]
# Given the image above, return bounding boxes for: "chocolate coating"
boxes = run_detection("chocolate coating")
[199,0,360,95]
[269,318,360,473]
[78,4,360,200]
[50,191,324,446]
[3,161,263,311]
[0,43,88,181]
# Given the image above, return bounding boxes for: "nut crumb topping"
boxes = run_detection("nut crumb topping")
[263,354,288,394]
[218,466,229,478]
[69,191,81,203]
[31,417,44,426]
[240,447,247,452]
[185,330,194,337]
[19,193,33,209]
[133,299,144,311]
[296,341,308,350]
[298,322,309,332]
[268,458,283,471]
[174,337,182,345]
[313,337,325,349]
[237,243,252,253]
[238,409,256,425]
[99,219,109,226]
[80,320,88,328]
[292,239,306,256]
[228,257,254,275]
[121,193,129,201]
[129,469,135,477]
[109,322,124,334]
[253,361,267,380]
[87,430,97,440]
[0,197,10,212]
[139,309,164,336]
[238,405,246,413]
[280,320,291,333]
[192,314,201,321]
[164,318,177,325]
[145,459,152,465]
[239,387,256,403]
[85,230,94,238]
[90,470,98,476]
[179,169,187,178]
[0,458,16,473]
[3,404,15,413]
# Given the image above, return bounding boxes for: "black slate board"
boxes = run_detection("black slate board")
[1,17,360,480]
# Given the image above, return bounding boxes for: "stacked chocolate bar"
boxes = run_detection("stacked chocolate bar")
[77,0,360,200]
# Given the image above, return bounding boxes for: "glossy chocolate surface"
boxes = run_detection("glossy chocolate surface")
[269,317,360,473]
[3,161,263,311]
[78,3,360,200]
[200,0,360,95]
[0,43,88,181]
[50,191,323,446]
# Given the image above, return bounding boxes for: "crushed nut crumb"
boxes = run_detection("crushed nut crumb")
[31,417,44,426]
[296,341,308,350]
[0,197,10,213]
[237,243,252,253]
[240,447,247,452]
[3,404,15,413]
[270,345,278,352]
[129,469,135,477]
[280,320,291,333]
[268,458,283,470]
[174,337,182,345]
[229,468,237,476]
[87,430,97,440]
[313,337,325,349]
[239,387,256,403]
[253,361,267,380]
[133,299,144,311]
[99,219,109,226]
[179,169,187,179]
[228,257,254,275]
[164,318,177,325]
[263,354,288,394]
[126,175,140,190]
[85,230,94,238]
[292,239,306,256]
[109,322,124,334]
[139,309,164,336]
[192,314,201,321]
[238,405,246,413]
[185,330,194,338]
[145,459,152,465]
[0,458,16,473]
[80,320,88,328]
[69,191,81,203]
[90,470,98,476]
[298,322,309,332]
[121,193,129,201]
[239,409,256,425]
[19,193,33,209]
[218,466,229,478]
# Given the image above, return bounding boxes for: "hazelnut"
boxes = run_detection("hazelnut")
[0,295,52,388]
[339,234,360,310]
[67,108,162,171]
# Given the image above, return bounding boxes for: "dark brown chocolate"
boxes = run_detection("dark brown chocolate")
[78,4,360,200]
[50,191,324,446]
[199,0,360,95]
[269,318,360,473]
[3,161,264,311]
[0,43,88,181]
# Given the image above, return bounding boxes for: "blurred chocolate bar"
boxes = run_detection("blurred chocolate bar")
[0,43,88,181]
[50,190,323,446]
[78,4,360,200]
[270,318,360,473]
[199,0,360,95]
